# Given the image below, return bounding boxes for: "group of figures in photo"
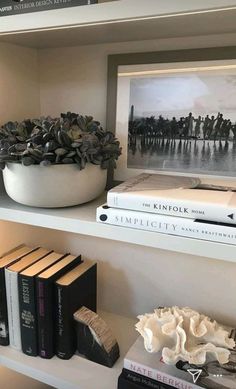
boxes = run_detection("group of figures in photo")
[129,108,236,141]
[127,108,236,175]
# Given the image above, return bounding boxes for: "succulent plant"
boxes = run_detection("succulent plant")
[0,112,121,170]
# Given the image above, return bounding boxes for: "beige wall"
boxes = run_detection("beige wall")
[0,43,40,124]
[39,32,236,126]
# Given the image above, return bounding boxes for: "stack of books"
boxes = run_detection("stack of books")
[0,244,97,360]
[96,173,236,245]
[118,335,236,389]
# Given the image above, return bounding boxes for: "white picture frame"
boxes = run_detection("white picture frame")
[114,59,236,185]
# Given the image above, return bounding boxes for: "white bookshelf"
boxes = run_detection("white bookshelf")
[0,311,137,389]
[0,1,236,388]
[0,0,236,48]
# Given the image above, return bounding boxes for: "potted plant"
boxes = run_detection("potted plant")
[0,112,121,208]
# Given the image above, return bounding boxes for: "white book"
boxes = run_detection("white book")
[5,247,51,350]
[107,173,236,225]
[124,336,236,389]
[96,204,236,245]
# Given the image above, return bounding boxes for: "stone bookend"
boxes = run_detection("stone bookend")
[73,306,120,368]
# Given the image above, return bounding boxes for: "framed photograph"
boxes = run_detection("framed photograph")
[106,47,236,183]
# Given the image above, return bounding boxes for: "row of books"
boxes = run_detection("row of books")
[0,244,97,360]
[97,173,236,245]
[118,336,236,389]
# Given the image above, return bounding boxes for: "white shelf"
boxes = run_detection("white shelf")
[0,311,137,389]
[1,0,236,48]
[0,189,235,263]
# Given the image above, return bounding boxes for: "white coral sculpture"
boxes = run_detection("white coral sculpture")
[135,306,235,366]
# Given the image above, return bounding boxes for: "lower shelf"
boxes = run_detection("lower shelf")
[0,311,137,389]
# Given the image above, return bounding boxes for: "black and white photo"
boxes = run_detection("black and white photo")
[115,60,236,181]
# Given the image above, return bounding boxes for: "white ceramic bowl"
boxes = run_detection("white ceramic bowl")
[3,163,107,208]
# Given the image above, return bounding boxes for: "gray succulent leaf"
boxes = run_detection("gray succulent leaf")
[0,112,121,170]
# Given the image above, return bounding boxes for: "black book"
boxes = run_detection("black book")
[19,251,65,356]
[0,245,35,346]
[36,254,82,359]
[118,373,145,389]
[119,368,173,389]
[118,372,169,389]
[55,261,97,360]
[0,1,98,17]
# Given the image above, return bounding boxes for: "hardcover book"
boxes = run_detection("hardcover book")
[118,368,172,389]
[97,204,236,245]
[0,1,98,17]
[118,374,144,389]
[5,247,51,350]
[36,253,82,359]
[107,173,236,225]
[19,251,66,356]
[124,336,236,389]
[55,260,97,360]
[0,244,35,346]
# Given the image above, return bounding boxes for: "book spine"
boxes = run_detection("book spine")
[124,359,201,389]
[118,374,142,389]
[18,275,38,356]
[55,263,97,360]
[107,192,236,225]
[97,206,236,245]
[37,255,82,359]
[118,374,163,389]
[0,0,97,17]
[121,368,173,389]
[55,285,72,359]
[37,278,54,359]
[0,269,9,345]
[5,269,21,350]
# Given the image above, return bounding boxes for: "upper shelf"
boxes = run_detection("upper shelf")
[1,0,236,48]
[0,187,235,263]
